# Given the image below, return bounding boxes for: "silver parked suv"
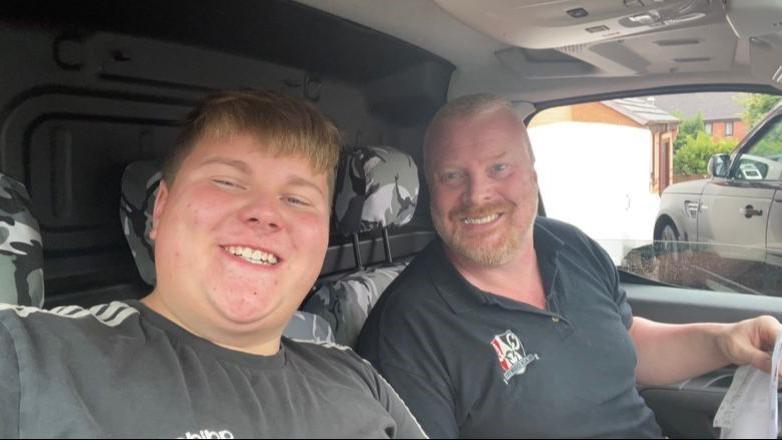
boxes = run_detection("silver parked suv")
[655,104,782,258]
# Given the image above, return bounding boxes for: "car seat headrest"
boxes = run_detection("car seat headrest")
[0,174,44,307]
[333,146,419,236]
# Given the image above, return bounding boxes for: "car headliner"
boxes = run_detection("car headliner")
[295,0,782,105]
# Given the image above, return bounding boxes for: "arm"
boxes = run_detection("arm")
[630,315,782,386]
[0,318,21,438]
[373,361,457,439]
[370,364,430,439]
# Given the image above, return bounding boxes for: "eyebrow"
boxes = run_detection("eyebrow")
[486,151,508,161]
[435,151,509,171]
[286,176,326,198]
[200,156,326,198]
[199,157,252,174]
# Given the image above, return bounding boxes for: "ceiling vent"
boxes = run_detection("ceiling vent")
[558,43,588,55]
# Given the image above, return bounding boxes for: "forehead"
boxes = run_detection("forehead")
[186,133,317,171]
[428,109,528,167]
[178,134,328,189]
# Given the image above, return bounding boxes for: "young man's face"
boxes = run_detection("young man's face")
[150,133,330,339]
[426,107,539,267]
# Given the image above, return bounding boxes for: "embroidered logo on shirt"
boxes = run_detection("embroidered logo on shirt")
[490,330,540,384]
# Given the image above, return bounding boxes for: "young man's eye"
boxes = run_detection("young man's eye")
[211,178,244,190]
[283,195,311,207]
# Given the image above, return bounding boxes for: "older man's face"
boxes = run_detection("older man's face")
[427,107,539,267]
[149,133,331,337]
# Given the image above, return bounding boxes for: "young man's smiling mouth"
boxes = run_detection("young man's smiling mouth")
[222,245,281,266]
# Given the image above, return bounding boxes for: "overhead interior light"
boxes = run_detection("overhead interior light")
[566,8,588,18]
[586,25,610,33]
[628,12,660,25]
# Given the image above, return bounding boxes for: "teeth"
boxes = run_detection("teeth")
[224,246,279,265]
[462,214,500,225]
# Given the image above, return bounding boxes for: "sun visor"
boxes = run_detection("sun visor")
[724,0,782,39]
[748,34,782,90]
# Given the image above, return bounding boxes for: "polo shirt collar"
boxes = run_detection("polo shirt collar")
[426,217,566,315]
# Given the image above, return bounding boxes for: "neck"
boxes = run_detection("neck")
[445,232,546,309]
[141,291,282,356]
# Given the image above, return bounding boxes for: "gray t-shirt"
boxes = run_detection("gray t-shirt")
[0,300,426,438]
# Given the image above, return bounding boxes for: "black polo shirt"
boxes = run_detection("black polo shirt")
[357,217,662,438]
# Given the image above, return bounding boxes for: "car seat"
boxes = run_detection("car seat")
[302,146,419,347]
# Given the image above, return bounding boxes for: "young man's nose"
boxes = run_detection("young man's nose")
[240,195,283,231]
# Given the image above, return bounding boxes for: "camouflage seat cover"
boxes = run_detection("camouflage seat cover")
[302,262,409,347]
[333,146,419,235]
[119,160,334,343]
[0,174,44,307]
[303,146,420,347]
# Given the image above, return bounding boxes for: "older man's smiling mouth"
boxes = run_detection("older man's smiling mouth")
[462,213,502,225]
[222,246,280,266]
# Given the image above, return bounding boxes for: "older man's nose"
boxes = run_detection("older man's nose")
[463,174,494,206]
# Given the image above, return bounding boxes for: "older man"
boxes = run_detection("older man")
[0,90,425,438]
[357,93,781,438]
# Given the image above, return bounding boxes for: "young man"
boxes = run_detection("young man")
[357,93,782,438]
[0,90,425,438]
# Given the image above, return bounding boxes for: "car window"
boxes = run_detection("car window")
[733,118,782,181]
[528,92,782,296]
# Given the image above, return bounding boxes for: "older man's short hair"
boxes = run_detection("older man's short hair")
[423,93,531,174]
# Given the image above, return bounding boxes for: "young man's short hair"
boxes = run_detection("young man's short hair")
[163,90,341,197]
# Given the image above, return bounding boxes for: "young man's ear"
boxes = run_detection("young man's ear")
[149,181,169,241]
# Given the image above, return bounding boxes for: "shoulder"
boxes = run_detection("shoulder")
[284,337,366,364]
[360,247,442,336]
[376,242,442,308]
[535,217,614,268]
[283,338,381,382]
[0,301,142,338]
[535,216,592,246]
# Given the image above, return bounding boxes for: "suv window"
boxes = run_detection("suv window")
[734,118,782,181]
[528,92,782,295]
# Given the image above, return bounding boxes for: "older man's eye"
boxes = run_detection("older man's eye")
[441,171,464,184]
[490,163,510,176]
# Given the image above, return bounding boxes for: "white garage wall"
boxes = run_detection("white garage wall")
[528,122,660,260]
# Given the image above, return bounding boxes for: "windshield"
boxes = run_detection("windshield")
[528,91,782,294]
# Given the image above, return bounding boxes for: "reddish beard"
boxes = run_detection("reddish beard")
[433,200,524,266]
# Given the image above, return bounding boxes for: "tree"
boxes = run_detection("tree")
[737,93,782,127]
[672,112,704,152]
[673,132,737,176]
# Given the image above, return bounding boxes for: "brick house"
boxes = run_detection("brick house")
[530,98,679,195]
[653,92,748,141]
